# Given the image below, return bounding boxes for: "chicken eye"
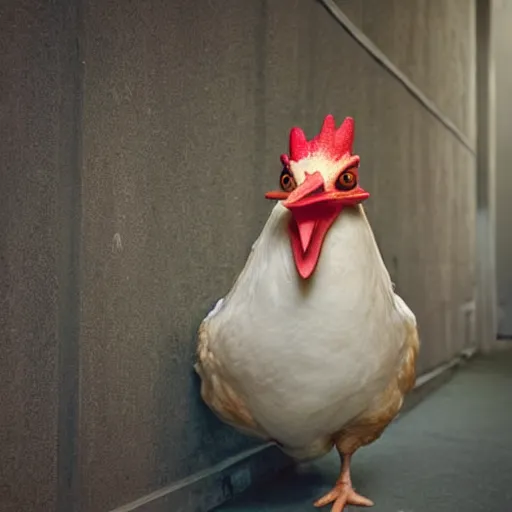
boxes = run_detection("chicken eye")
[280,169,296,192]
[336,170,357,191]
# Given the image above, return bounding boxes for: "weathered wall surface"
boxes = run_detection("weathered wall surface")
[0,1,81,511]
[0,1,478,511]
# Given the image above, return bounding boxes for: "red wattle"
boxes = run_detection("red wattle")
[288,202,343,279]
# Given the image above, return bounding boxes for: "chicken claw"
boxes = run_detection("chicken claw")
[314,483,373,512]
[314,453,373,511]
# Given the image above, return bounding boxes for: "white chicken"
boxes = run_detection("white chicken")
[195,115,419,511]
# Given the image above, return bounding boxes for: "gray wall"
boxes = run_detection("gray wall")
[1,1,484,511]
[494,0,512,336]
[0,1,81,511]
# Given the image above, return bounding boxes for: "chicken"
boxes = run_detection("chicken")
[195,115,419,511]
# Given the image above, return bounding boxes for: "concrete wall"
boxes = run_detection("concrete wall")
[1,1,482,511]
[494,0,512,337]
[0,1,81,511]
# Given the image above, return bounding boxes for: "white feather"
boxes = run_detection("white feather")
[204,202,413,450]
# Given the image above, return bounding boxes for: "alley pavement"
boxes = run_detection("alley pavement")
[215,348,512,512]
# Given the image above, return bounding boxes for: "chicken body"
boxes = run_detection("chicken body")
[196,115,419,511]
[196,202,419,510]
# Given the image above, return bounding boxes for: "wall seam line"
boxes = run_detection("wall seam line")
[56,0,84,510]
[108,444,276,512]
[318,0,476,155]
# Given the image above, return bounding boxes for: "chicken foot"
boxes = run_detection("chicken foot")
[313,453,373,512]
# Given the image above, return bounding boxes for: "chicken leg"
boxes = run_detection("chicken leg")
[314,452,373,512]
[314,325,419,511]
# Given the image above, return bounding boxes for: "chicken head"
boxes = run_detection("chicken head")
[265,115,370,279]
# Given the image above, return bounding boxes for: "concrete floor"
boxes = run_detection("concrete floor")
[215,350,512,512]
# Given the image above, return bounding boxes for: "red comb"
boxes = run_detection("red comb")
[289,115,355,162]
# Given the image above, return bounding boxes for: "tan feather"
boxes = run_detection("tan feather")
[334,322,419,454]
[196,321,267,439]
